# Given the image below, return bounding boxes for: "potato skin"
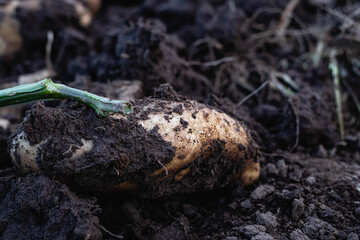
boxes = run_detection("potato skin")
[112,100,260,186]
[9,98,260,197]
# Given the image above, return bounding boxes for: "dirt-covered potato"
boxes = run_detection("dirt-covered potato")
[8,87,260,198]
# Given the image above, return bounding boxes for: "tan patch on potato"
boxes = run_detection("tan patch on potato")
[241,162,261,185]
[112,101,252,180]
[175,168,190,181]
[141,103,249,177]
[9,131,47,173]
[69,139,94,161]
[108,181,139,191]
[73,1,93,27]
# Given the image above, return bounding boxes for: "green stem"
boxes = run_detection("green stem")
[0,78,133,116]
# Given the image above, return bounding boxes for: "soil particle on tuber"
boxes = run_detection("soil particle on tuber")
[8,85,260,198]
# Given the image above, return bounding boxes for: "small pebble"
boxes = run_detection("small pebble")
[348,233,359,240]
[289,170,303,182]
[315,144,328,158]
[290,229,310,240]
[265,163,279,176]
[305,176,316,185]
[292,199,305,221]
[256,211,279,228]
[240,199,252,209]
[305,203,316,216]
[251,185,275,200]
[280,189,301,201]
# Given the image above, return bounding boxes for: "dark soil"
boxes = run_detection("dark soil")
[0,171,101,240]
[0,0,360,239]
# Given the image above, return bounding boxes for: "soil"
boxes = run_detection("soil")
[0,0,360,239]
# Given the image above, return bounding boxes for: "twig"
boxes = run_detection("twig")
[288,100,300,153]
[189,37,222,60]
[18,31,56,84]
[313,40,325,68]
[251,7,282,31]
[189,56,236,67]
[46,31,54,71]
[237,81,268,106]
[100,225,124,239]
[276,0,300,38]
[324,6,360,31]
[329,49,345,141]
[62,144,80,155]
[269,71,299,96]
[157,160,169,176]
[114,167,120,176]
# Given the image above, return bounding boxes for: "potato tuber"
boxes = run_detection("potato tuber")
[7,84,260,197]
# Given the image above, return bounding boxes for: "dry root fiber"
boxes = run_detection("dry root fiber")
[8,85,260,198]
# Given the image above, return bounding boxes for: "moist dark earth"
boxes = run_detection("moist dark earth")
[0,0,360,239]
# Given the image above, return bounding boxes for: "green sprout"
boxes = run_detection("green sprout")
[0,78,133,116]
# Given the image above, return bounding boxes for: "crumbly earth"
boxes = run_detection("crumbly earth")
[0,0,359,239]
[0,171,101,240]
[88,18,214,98]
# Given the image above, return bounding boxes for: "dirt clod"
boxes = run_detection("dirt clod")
[252,232,274,240]
[292,199,305,221]
[302,217,337,239]
[251,185,275,200]
[256,211,279,228]
[89,19,213,99]
[236,225,266,237]
[0,174,101,240]
[290,229,310,240]
[348,233,359,240]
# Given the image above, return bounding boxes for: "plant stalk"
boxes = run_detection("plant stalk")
[0,78,133,116]
[329,49,344,141]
